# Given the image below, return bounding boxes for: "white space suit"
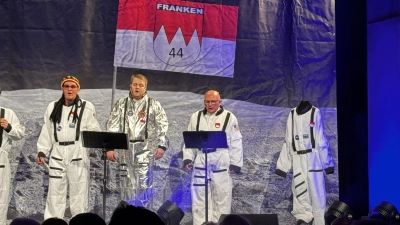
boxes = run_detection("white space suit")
[275,101,334,225]
[182,107,243,225]
[37,99,101,219]
[0,107,25,225]
[107,94,168,209]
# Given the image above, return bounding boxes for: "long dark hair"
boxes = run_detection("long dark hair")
[50,94,81,124]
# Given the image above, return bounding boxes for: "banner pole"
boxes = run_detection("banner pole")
[111,66,117,110]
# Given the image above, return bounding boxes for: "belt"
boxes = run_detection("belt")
[58,141,75,146]
[296,149,312,155]
[130,140,144,143]
[199,148,216,153]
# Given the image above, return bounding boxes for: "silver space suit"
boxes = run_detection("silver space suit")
[107,94,168,209]
[182,107,243,225]
[37,99,101,219]
[275,102,334,225]
[0,107,25,225]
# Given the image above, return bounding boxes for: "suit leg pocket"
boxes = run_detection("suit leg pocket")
[293,169,308,201]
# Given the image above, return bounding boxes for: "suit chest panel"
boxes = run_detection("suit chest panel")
[198,115,225,131]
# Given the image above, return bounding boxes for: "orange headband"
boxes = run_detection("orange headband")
[61,75,80,89]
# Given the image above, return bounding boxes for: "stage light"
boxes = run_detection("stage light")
[157,200,185,225]
[331,217,354,225]
[369,201,400,224]
[325,201,354,225]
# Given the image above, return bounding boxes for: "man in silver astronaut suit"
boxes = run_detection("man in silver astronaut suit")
[106,74,168,209]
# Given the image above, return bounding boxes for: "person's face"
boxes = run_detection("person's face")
[204,92,221,114]
[130,78,147,100]
[62,81,80,102]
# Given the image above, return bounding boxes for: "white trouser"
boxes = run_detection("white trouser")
[191,149,232,225]
[291,151,326,225]
[0,150,10,225]
[44,143,90,219]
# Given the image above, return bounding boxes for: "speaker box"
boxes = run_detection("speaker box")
[218,214,279,225]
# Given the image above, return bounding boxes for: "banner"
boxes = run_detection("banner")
[114,0,239,77]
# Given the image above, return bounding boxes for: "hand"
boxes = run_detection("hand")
[154,148,165,160]
[230,170,236,174]
[107,150,117,162]
[185,163,193,172]
[36,157,45,165]
[0,118,8,129]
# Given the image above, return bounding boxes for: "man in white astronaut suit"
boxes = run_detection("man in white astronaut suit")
[183,90,243,225]
[275,101,334,225]
[0,88,25,225]
[36,76,101,219]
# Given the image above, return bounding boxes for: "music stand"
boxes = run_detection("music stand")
[183,131,228,224]
[82,131,129,219]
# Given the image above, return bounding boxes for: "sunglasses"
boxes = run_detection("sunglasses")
[63,85,78,89]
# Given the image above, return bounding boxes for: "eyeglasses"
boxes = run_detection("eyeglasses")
[63,85,78,90]
[204,100,220,105]
[132,83,146,88]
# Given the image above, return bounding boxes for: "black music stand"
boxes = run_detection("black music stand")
[183,131,228,224]
[82,131,129,219]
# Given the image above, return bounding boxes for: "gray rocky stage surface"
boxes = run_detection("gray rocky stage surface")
[0,89,338,225]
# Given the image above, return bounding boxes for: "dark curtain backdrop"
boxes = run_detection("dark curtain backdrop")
[0,0,336,108]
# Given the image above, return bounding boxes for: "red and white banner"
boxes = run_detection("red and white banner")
[114,0,239,77]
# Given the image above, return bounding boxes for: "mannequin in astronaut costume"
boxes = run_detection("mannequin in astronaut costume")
[183,90,243,225]
[106,74,168,209]
[275,101,334,225]
[0,89,25,225]
[36,76,101,219]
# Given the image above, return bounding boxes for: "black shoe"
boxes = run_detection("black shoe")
[296,218,314,225]
[296,220,307,225]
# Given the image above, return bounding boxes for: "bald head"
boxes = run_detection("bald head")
[204,90,220,99]
[204,90,221,114]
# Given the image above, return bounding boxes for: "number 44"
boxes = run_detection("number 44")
[169,48,183,58]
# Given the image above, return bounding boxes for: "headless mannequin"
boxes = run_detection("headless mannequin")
[296,100,312,115]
